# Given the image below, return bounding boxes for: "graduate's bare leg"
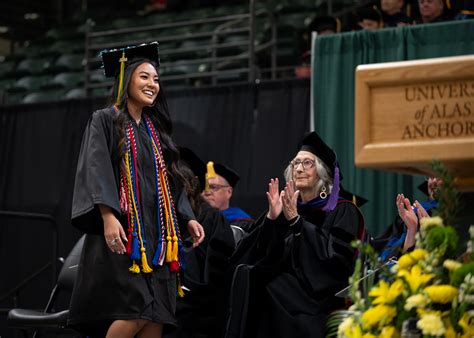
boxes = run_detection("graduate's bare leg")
[137,321,163,338]
[106,319,148,338]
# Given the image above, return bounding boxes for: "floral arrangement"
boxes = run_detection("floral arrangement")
[335,162,474,338]
[337,218,474,337]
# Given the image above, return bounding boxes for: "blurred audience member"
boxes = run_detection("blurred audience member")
[417,0,446,23]
[295,16,340,78]
[357,5,385,29]
[381,0,414,26]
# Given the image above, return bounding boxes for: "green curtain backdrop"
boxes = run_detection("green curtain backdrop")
[311,20,474,235]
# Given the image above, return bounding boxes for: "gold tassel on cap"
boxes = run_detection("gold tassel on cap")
[205,161,217,192]
[115,51,128,107]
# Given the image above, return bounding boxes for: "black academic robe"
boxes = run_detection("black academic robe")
[224,200,364,338]
[68,107,194,336]
[170,202,236,338]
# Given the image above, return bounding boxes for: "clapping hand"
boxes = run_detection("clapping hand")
[281,181,300,221]
[266,178,282,220]
[396,193,418,232]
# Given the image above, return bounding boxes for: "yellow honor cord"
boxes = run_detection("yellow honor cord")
[125,146,153,273]
[115,51,128,107]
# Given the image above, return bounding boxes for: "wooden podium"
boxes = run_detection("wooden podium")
[355,55,474,191]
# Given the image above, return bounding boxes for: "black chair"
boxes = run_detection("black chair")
[7,235,85,338]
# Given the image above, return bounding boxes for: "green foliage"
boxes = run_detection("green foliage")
[431,160,460,227]
[451,262,474,287]
[425,226,459,258]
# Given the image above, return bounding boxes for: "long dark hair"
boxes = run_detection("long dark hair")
[110,58,182,180]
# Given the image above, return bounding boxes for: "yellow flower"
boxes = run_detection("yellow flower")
[424,285,458,304]
[404,293,429,311]
[398,265,434,293]
[443,259,462,271]
[369,279,404,305]
[458,312,474,338]
[338,317,364,338]
[361,305,396,330]
[420,216,443,234]
[347,324,363,338]
[361,334,376,338]
[416,313,445,337]
[398,249,428,270]
[444,318,457,338]
[380,326,398,338]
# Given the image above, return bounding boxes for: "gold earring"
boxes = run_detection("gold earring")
[319,186,327,199]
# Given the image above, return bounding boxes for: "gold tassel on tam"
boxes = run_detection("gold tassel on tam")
[205,161,217,192]
[115,51,128,107]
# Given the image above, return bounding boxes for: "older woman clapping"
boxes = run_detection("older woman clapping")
[225,131,365,338]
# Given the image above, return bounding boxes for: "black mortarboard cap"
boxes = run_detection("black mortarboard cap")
[179,147,206,190]
[339,187,369,207]
[309,16,341,34]
[417,181,429,197]
[357,5,383,22]
[213,163,240,188]
[100,41,160,78]
[299,131,341,178]
[298,131,342,211]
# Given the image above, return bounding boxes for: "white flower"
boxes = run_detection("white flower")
[443,259,462,271]
[420,216,443,235]
[417,314,445,336]
[405,294,429,311]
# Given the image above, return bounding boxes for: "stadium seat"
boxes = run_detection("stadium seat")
[47,39,85,56]
[65,87,86,99]
[43,72,85,89]
[22,89,66,104]
[16,57,55,76]
[51,54,85,73]
[11,75,52,92]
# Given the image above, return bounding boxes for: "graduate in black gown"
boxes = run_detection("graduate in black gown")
[68,42,205,338]
[168,148,236,338]
[224,132,365,338]
[372,178,440,262]
[201,161,254,235]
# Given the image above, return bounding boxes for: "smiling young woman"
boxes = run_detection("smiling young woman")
[68,42,205,338]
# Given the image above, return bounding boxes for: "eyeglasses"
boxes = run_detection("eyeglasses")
[207,184,230,192]
[290,159,315,170]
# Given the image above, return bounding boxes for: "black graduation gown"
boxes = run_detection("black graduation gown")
[170,202,236,338]
[224,200,364,338]
[68,108,194,336]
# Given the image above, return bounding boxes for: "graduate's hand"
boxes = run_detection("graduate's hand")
[266,178,282,220]
[282,181,300,221]
[188,220,205,248]
[100,205,127,254]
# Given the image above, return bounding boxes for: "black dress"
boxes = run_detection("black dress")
[68,107,194,336]
[224,198,364,338]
